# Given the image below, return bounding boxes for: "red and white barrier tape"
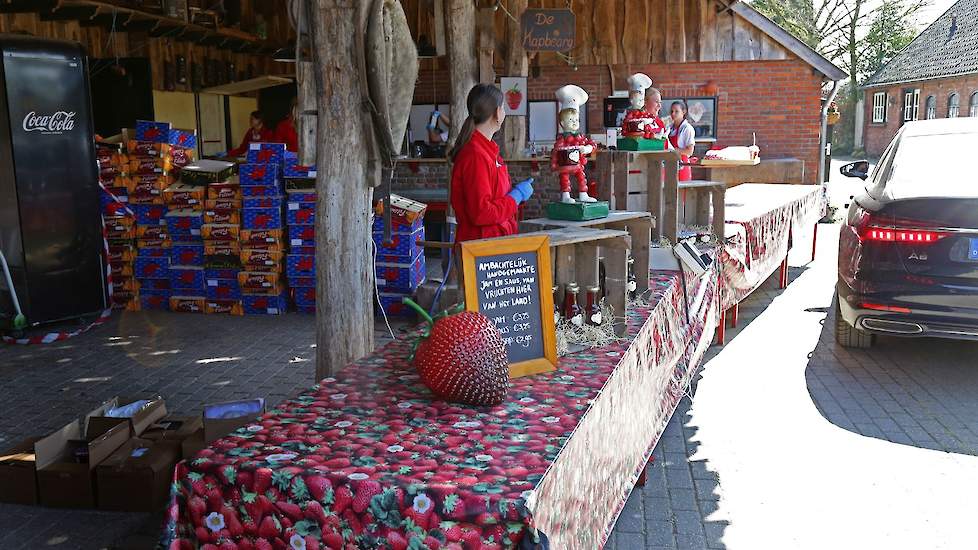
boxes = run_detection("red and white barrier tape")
[2,181,126,345]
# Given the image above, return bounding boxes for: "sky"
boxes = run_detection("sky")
[915,0,956,26]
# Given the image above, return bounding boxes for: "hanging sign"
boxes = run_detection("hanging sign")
[460,234,557,378]
[521,9,576,52]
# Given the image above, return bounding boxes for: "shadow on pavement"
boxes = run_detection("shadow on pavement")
[805,294,978,456]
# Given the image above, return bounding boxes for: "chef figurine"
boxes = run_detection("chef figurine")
[621,73,667,140]
[552,85,597,204]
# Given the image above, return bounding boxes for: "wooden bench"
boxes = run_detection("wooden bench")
[678,180,725,238]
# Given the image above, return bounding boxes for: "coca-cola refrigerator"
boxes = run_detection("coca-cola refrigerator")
[0,35,106,327]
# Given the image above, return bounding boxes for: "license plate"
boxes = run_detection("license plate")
[970,238,978,261]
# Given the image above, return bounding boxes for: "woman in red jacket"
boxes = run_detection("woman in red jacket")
[227,111,274,158]
[274,99,299,152]
[449,84,533,243]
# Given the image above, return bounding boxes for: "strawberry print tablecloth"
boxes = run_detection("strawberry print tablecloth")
[162,267,719,550]
[719,183,825,310]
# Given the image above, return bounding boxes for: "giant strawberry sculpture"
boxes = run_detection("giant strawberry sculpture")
[402,299,510,406]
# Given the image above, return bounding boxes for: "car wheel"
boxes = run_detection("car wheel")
[835,296,874,349]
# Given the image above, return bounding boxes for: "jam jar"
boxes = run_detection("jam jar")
[563,282,583,326]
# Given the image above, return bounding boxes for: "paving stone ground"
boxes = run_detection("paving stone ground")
[3,223,978,549]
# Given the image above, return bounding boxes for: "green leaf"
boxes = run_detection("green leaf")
[223,466,237,484]
[442,493,459,514]
[271,470,293,491]
[507,522,525,534]
[242,491,257,504]
[187,472,203,481]
[294,520,321,538]
[323,486,335,506]
[408,535,427,550]
[398,466,413,475]
[497,499,509,515]
[291,477,310,501]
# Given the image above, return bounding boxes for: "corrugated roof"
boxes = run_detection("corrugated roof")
[864,0,978,87]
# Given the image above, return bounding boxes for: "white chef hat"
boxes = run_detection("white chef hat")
[627,73,653,93]
[555,85,588,112]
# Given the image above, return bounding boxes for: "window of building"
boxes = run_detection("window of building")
[970,91,978,117]
[903,89,919,123]
[925,95,936,119]
[948,93,960,118]
[872,92,887,123]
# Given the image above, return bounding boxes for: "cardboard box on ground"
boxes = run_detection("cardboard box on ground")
[0,394,265,511]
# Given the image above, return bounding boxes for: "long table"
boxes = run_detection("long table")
[162,267,719,550]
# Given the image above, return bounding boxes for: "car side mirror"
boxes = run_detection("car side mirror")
[840,160,870,180]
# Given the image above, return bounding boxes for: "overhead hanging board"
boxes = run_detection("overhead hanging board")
[460,234,557,378]
[202,75,295,96]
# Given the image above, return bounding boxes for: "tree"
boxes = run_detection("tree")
[860,0,924,78]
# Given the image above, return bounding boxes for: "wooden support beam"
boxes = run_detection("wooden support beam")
[476,7,495,84]
[444,0,477,145]
[500,0,528,159]
[122,18,161,33]
[0,0,56,14]
[40,6,100,21]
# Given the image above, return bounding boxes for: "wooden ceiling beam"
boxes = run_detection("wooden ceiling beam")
[40,5,100,21]
[0,0,57,14]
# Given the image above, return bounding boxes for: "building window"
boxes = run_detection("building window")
[872,92,887,123]
[925,95,936,119]
[903,89,919,122]
[969,92,977,117]
[948,93,960,118]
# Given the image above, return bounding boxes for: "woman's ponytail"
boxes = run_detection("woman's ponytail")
[449,115,476,162]
[447,83,504,162]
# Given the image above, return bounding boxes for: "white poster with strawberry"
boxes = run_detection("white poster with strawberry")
[501,76,527,116]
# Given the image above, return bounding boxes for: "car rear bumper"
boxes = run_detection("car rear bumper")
[837,280,978,341]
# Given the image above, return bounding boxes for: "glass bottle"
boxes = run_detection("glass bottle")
[627,256,637,299]
[552,285,561,324]
[563,282,583,326]
[586,285,602,325]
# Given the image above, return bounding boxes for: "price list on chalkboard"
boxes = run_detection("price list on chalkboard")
[473,251,545,364]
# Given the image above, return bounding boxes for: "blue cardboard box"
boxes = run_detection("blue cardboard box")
[292,286,315,307]
[376,252,425,292]
[167,128,197,149]
[243,294,288,315]
[377,292,415,318]
[138,279,171,291]
[296,303,315,314]
[286,203,315,225]
[134,256,170,279]
[286,255,315,279]
[245,143,287,165]
[243,208,283,230]
[288,225,315,242]
[165,209,203,238]
[284,160,317,178]
[138,289,170,311]
[135,120,170,143]
[290,276,315,288]
[290,246,315,257]
[170,244,204,267]
[243,196,283,209]
[133,204,167,226]
[239,163,280,186]
[205,278,242,300]
[372,226,424,259]
[205,268,240,281]
[241,185,281,197]
[170,266,205,293]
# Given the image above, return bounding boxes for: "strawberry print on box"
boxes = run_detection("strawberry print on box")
[290,246,315,256]
[245,142,287,164]
[376,252,425,292]
[377,291,414,317]
[286,204,315,225]
[243,196,283,209]
[138,290,169,311]
[242,208,283,230]
[239,163,280,186]
[286,254,315,279]
[167,128,197,149]
[135,120,170,143]
[284,159,317,178]
[133,204,167,226]
[241,185,281,197]
[372,226,424,259]
[292,286,315,307]
[165,210,203,237]
[139,278,171,291]
[205,268,240,281]
[170,244,204,267]
[242,293,288,315]
[206,279,242,300]
[169,266,205,293]
[288,225,315,242]
[134,255,169,279]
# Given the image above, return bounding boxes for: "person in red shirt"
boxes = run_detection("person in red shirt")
[274,99,299,152]
[449,84,533,243]
[227,111,274,157]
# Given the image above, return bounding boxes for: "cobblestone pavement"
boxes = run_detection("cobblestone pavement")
[4,224,978,549]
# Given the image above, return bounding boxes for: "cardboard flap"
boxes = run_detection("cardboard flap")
[87,423,130,469]
[34,421,81,470]
[0,437,40,467]
[88,397,168,438]
[109,439,180,473]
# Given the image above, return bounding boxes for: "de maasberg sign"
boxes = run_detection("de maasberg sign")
[521,9,575,52]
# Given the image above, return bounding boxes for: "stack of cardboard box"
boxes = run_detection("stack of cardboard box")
[203,178,245,315]
[284,155,317,314]
[238,143,288,315]
[374,195,428,317]
[97,142,137,310]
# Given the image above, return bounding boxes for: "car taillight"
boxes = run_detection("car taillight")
[851,205,948,244]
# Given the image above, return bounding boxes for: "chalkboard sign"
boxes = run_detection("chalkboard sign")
[460,235,557,378]
[521,9,576,52]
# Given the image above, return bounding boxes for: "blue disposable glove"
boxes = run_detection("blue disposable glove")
[507,178,534,204]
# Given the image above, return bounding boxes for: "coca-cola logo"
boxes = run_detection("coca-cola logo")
[22,110,76,134]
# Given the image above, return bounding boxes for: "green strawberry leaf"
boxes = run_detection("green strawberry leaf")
[398,466,413,475]
[507,522,525,534]
[271,470,293,491]
[291,477,310,501]
[498,499,509,515]
[402,517,424,536]
[294,520,321,538]
[223,466,236,484]
[442,493,459,513]
[323,486,335,506]
[408,536,426,550]
[242,491,257,504]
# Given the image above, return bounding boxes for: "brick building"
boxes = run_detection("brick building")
[397,0,846,211]
[862,0,978,157]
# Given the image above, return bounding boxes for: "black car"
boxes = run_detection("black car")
[837,117,978,348]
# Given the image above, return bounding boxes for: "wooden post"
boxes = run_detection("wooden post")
[646,154,663,241]
[308,0,374,378]
[297,60,317,165]
[663,153,679,244]
[476,7,496,84]
[501,0,528,158]
[444,0,477,145]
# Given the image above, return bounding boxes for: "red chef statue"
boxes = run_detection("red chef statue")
[552,85,597,204]
[621,73,667,140]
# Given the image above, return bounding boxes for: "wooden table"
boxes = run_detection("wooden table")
[523,226,632,336]
[521,210,654,297]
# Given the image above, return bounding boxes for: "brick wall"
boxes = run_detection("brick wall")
[863,74,978,157]
[413,58,825,184]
